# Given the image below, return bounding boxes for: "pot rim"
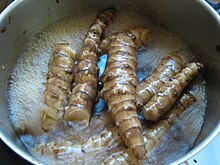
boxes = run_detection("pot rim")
[0,2,42,165]
[0,0,220,165]
[172,1,220,164]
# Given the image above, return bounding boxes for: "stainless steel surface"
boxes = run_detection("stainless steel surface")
[185,134,220,165]
[0,0,220,164]
[208,0,220,4]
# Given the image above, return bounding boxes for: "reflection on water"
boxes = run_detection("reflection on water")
[8,7,206,165]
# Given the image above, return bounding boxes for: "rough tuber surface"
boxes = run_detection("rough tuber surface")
[100,32,147,159]
[136,52,184,108]
[64,8,115,126]
[142,62,204,121]
[41,42,76,132]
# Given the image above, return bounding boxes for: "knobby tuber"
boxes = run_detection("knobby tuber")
[136,52,184,108]
[33,128,121,158]
[100,29,150,159]
[143,93,196,153]
[82,127,121,153]
[37,91,196,162]
[103,93,196,164]
[142,62,204,121]
[99,26,150,54]
[41,42,76,132]
[64,8,115,126]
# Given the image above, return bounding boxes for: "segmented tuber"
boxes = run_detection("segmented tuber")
[100,31,148,159]
[136,52,184,108]
[99,26,150,54]
[103,93,196,164]
[64,8,115,126]
[142,62,204,121]
[41,42,76,132]
[143,93,196,153]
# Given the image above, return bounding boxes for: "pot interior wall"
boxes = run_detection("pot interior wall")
[0,0,219,164]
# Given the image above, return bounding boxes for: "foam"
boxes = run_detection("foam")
[8,8,206,164]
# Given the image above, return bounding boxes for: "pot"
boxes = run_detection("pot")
[0,0,220,164]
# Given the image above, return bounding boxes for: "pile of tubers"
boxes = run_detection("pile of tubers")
[37,8,204,164]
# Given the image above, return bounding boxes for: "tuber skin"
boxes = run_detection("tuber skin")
[82,127,121,153]
[103,93,196,164]
[37,92,196,162]
[64,8,115,126]
[142,62,204,121]
[98,26,150,54]
[33,141,82,158]
[103,149,138,165]
[143,93,196,153]
[100,32,147,160]
[136,52,184,108]
[33,128,121,158]
[41,42,77,132]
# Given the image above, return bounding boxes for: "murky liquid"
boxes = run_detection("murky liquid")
[7,9,206,165]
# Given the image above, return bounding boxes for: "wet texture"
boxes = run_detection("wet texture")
[142,62,204,121]
[142,93,196,156]
[41,42,77,132]
[100,32,146,159]
[64,8,115,126]
[7,8,207,165]
[102,93,196,164]
[98,26,150,54]
[136,52,184,108]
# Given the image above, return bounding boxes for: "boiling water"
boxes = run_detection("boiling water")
[7,8,207,165]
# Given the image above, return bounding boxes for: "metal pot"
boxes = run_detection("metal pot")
[0,0,220,164]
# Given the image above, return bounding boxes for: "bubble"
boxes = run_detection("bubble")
[7,8,206,165]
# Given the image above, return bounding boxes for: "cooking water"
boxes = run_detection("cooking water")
[7,9,207,165]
